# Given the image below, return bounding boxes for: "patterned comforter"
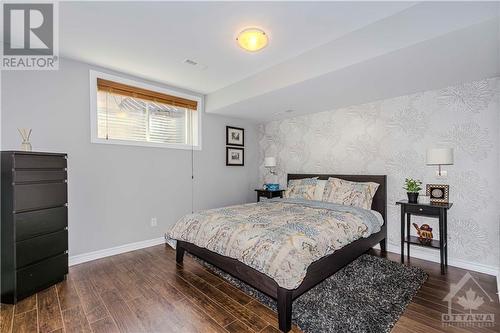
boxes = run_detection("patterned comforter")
[166,198,383,289]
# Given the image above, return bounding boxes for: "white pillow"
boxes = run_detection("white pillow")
[313,180,327,201]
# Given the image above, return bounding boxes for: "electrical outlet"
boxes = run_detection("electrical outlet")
[151,217,157,227]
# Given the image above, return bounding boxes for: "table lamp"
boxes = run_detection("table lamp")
[426,148,454,176]
[264,157,279,190]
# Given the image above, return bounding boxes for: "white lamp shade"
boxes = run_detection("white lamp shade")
[426,148,454,165]
[264,157,276,167]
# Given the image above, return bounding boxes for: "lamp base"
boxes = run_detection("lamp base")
[435,170,448,177]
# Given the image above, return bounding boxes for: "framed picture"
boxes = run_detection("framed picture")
[226,126,244,146]
[226,147,244,166]
[426,184,449,204]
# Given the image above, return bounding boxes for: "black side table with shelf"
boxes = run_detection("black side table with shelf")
[255,189,284,202]
[396,200,453,274]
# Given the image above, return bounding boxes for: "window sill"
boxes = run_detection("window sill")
[91,137,202,151]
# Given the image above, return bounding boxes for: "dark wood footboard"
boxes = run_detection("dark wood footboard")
[176,227,386,332]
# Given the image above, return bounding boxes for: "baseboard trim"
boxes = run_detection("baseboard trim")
[69,237,165,266]
[380,243,499,277]
[69,237,498,279]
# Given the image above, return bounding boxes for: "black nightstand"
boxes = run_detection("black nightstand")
[396,200,453,274]
[255,189,284,202]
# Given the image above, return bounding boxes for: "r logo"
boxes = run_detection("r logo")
[3,3,53,56]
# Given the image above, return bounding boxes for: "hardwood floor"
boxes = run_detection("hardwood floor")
[1,245,498,333]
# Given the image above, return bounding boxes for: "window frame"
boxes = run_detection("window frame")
[89,70,203,150]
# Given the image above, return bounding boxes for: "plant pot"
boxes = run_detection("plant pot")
[407,192,419,203]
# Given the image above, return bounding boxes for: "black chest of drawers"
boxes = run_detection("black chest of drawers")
[1,151,68,303]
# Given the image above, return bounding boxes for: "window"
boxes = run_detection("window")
[90,71,202,150]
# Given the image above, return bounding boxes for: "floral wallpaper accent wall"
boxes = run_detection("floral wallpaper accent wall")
[258,77,500,267]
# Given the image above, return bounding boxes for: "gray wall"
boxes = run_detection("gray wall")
[259,77,500,268]
[1,58,259,256]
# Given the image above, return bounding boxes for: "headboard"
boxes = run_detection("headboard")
[287,174,387,223]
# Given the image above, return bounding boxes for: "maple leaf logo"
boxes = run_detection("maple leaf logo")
[457,288,484,312]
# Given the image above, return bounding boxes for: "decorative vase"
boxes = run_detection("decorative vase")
[407,192,419,203]
[18,128,32,152]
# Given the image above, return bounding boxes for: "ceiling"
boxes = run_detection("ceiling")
[60,1,414,94]
[206,2,500,121]
[55,2,500,121]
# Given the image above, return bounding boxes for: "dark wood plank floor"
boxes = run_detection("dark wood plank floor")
[1,245,499,333]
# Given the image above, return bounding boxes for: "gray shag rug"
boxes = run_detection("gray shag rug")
[196,254,427,333]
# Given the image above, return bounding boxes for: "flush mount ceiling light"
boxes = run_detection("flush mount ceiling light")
[236,28,268,52]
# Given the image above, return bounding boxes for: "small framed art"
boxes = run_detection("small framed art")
[426,184,449,204]
[226,147,244,166]
[226,126,244,146]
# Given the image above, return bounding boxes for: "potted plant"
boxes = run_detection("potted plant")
[404,178,422,203]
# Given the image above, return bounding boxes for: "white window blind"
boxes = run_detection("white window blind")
[95,77,199,148]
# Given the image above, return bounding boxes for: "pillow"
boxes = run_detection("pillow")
[283,183,316,200]
[313,179,327,201]
[322,177,379,210]
[284,177,318,200]
[287,177,318,187]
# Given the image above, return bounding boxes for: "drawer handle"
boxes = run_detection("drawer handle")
[419,208,423,211]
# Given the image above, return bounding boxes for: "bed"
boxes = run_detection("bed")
[170,174,387,332]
